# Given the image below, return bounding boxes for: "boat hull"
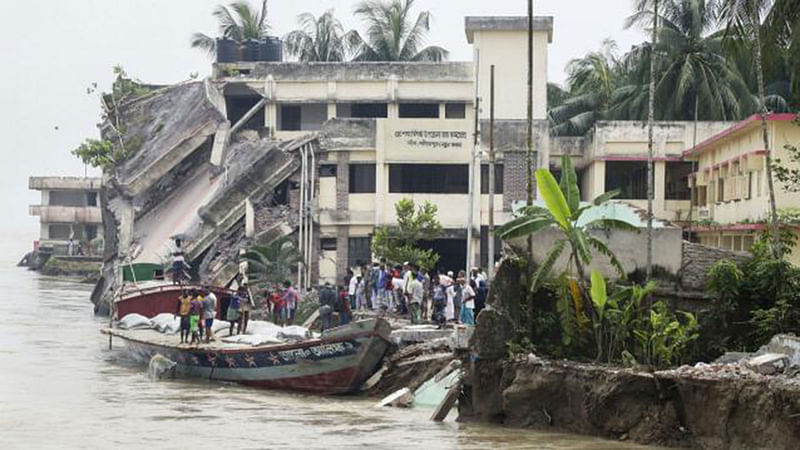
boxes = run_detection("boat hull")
[115,283,235,319]
[111,318,391,394]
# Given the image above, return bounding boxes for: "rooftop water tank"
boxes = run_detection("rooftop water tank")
[259,37,283,62]
[243,39,261,62]
[216,37,238,63]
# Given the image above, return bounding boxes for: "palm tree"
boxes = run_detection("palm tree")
[349,0,448,62]
[624,0,754,121]
[719,0,781,258]
[191,0,270,57]
[549,40,623,136]
[284,10,355,62]
[243,236,303,286]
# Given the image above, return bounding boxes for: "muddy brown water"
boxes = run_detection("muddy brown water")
[0,238,655,449]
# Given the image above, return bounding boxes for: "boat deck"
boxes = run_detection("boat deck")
[103,328,312,352]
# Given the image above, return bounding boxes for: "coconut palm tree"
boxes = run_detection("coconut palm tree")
[719,0,781,258]
[191,0,270,57]
[623,0,754,121]
[243,236,303,286]
[549,40,624,136]
[284,10,355,62]
[349,0,448,62]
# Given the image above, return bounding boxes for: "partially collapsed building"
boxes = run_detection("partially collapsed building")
[89,11,794,313]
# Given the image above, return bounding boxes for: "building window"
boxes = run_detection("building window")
[399,103,439,118]
[319,165,337,177]
[337,103,388,118]
[320,238,337,251]
[225,95,265,130]
[48,224,71,240]
[280,105,301,131]
[349,164,376,193]
[717,177,725,202]
[665,162,692,200]
[348,237,372,268]
[605,161,647,200]
[49,191,87,207]
[389,164,468,193]
[480,164,504,194]
[85,224,98,241]
[86,192,98,207]
[445,102,466,119]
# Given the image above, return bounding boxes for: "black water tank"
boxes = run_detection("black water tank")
[243,39,261,62]
[259,37,283,62]
[216,37,238,63]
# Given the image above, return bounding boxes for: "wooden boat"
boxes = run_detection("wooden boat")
[114,282,236,319]
[103,318,392,394]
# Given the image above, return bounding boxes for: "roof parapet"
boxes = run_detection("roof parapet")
[465,16,554,43]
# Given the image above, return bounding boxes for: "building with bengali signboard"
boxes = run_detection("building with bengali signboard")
[213,16,554,282]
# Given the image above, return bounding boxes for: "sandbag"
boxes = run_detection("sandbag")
[246,320,282,339]
[118,313,153,330]
[151,313,180,334]
[211,320,230,333]
[279,325,309,340]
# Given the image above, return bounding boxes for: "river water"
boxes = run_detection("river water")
[0,238,650,449]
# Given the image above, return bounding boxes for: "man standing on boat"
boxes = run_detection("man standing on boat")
[175,290,192,344]
[318,281,336,331]
[202,288,217,343]
[282,280,299,326]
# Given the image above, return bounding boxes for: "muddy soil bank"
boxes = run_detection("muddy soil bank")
[460,355,800,449]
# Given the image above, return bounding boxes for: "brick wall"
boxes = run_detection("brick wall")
[335,226,349,285]
[336,152,349,210]
[679,241,751,291]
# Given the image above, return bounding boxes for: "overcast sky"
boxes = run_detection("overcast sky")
[0,0,646,240]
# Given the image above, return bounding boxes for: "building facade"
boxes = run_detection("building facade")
[213,16,554,283]
[28,176,103,255]
[683,113,800,265]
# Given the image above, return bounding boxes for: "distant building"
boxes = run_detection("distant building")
[28,176,103,256]
[683,113,800,265]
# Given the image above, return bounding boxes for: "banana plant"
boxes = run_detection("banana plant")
[497,154,638,295]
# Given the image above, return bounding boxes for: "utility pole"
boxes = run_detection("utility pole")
[526,0,535,339]
[488,65,496,279]
[646,0,658,281]
[467,48,480,273]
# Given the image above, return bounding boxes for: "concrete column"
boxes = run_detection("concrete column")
[388,103,399,119]
[336,226,349,283]
[439,102,446,119]
[655,161,666,218]
[265,103,277,136]
[244,198,255,238]
[594,160,606,196]
[336,152,349,211]
[327,102,337,120]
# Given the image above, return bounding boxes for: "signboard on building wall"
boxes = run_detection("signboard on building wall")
[393,129,469,150]
[380,120,472,162]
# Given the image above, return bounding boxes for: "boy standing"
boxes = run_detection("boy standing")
[175,291,192,344]
[189,291,203,345]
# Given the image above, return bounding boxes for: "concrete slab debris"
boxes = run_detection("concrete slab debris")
[378,387,414,408]
[745,353,790,375]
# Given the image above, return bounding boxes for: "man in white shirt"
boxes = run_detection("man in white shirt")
[459,277,476,325]
[408,266,424,324]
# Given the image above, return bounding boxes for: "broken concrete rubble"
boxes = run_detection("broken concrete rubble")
[91,77,316,315]
[745,353,791,375]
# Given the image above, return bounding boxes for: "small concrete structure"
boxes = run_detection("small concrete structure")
[28,176,103,257]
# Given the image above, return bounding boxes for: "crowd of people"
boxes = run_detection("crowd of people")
[317,259,490,330]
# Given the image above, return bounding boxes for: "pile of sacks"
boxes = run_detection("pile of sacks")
[118,314,311,346]
[221,321,311,346]
[117,313,230,335]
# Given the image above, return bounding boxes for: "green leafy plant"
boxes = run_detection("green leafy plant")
[632,301,700,369]
[244,236,303,286]
[371,198,442,269]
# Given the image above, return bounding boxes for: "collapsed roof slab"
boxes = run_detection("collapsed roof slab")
[113,80,226,198]
[189,135,312,261]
